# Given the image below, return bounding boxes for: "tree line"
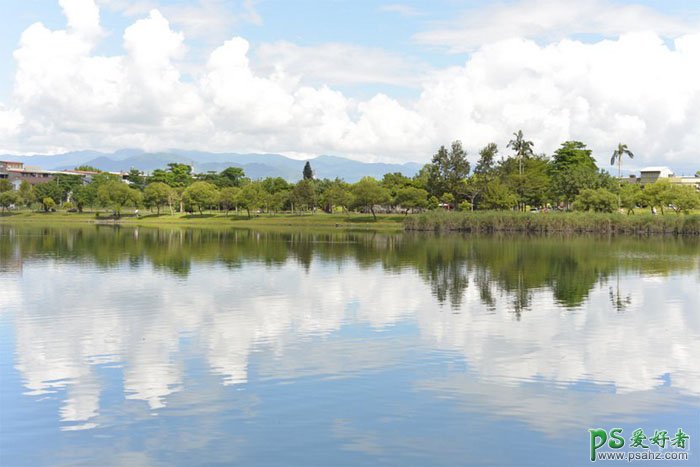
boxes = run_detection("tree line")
[1,132,698,216]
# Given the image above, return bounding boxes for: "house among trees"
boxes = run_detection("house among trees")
[1,161,126,189]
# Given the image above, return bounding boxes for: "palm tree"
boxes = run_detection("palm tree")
[611,143,634,210]
[507,130,534,177]
[610,143,634,179]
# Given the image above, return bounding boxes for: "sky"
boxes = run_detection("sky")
[0,0,699,172]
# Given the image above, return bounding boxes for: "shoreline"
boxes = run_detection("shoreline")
[3,210,700,235]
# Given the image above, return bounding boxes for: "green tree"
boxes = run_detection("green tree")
[666,184,700,214]
[474,143,498,175]
[74,165,100,172]
[71,184,96,212]
[549,141,600,206]
[144,182,174,215]
[481,179,518,210]
[394,186,428,213]
[126,168,146,190]
[291,179,316,212]
[303,161,314,180]
[41,197,56,212]
[18,180,35,208]
[610,143,634,179]
[351,176,391,220]
[33,182,64,210]
[182,181,219,214]
[0,191,19,212]
[642,179,672,215]
[507,130,534,176]
[573,188,617,212]
[321,180,352,212]
[220,167,246,187]
[219,186,240,215]
[501,155,550,209]
[619,183,642,215]
[0,179,12,192]
[237,182,265,218]
[97,181,142,217]
[426,140,470,201]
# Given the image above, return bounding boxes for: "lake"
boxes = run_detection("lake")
[1,225,698,466]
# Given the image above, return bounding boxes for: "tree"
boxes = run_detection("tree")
[126,168,146,190]
[41,197,56,212]
[144,182,174,215]
[507,130,534,176]
[573,188,617,212]
[394,186,428,213]
[0,179,12,192]
[610,143,635,209]
[71,184,96,212]
[481,179,517,210]
[303,161,314,180]
[474,143,498,175]
[97,181,142,217]
[219,186,240,215]
[426,140,470,201]
[351,176,390,220]
[182,181,219,214]
[642,179,672,215]
[237,182,264,218]
[18,181,35,208]
[0,191,19,212]
[619,183,642,215]
[321,180,352,212]
[291,179,316,212]
[610,143,634,179]
[219,167,247,187]
[74,165,100,172]
[501,155,550,209]
[666,184,700,214]
[33,182,64,209]
[549,141,600,206]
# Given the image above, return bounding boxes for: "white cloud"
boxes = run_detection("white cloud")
[254,41,429,88]
[415,0,699,53]
[1,0,699,170]
[380,4,422,17]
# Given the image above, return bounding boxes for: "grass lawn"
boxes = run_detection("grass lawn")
[0,210,407,232]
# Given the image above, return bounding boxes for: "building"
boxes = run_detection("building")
[1,161,128,189]
[632,166,700,191]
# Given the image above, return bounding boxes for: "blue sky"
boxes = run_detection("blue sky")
[0,0,699,171]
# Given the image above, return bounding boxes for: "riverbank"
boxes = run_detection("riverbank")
[0,211,406,232]
[3,210,700,235]
[404,211,700,235]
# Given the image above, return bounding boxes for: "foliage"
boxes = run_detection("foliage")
[481,179,518,210]
[573,188,618,213]
[18,181,35,207]
[182,181,219,214]
[474,143,498,175]
[236,182,265,218]
[126,169,146,190]
[303,161,314,180]
[394,186,428,212]
[41,197,57,212]
[291,179,316,211]
[71,184,96,212]
[320,180,352,212]
[33,182,64,208]
[0,191,19,211]
[426,140,470,201]
[351,176,391,220]
[144,182,175,215]
[219,186,241,214]
[0,179,12,192]
[610,143,634,178]
[97,181,142,217]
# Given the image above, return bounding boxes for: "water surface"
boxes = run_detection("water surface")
[1,225,698,466]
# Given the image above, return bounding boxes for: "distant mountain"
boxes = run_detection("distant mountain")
[2,150,422,182]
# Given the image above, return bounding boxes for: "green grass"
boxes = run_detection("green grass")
[404,210,700,235]
[0,210,407,232]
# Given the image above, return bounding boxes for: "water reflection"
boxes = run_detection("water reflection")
[1,225,699,460]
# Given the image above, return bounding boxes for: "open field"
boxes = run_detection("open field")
[0,210,407,232]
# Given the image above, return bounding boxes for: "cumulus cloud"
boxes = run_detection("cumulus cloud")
[415,0,699,53]
[1,0,699,170]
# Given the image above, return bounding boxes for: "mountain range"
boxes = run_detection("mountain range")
[1,149,422,183]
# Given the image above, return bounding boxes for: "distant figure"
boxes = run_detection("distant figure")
[134,209,140,217]
[652,206,657,216]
